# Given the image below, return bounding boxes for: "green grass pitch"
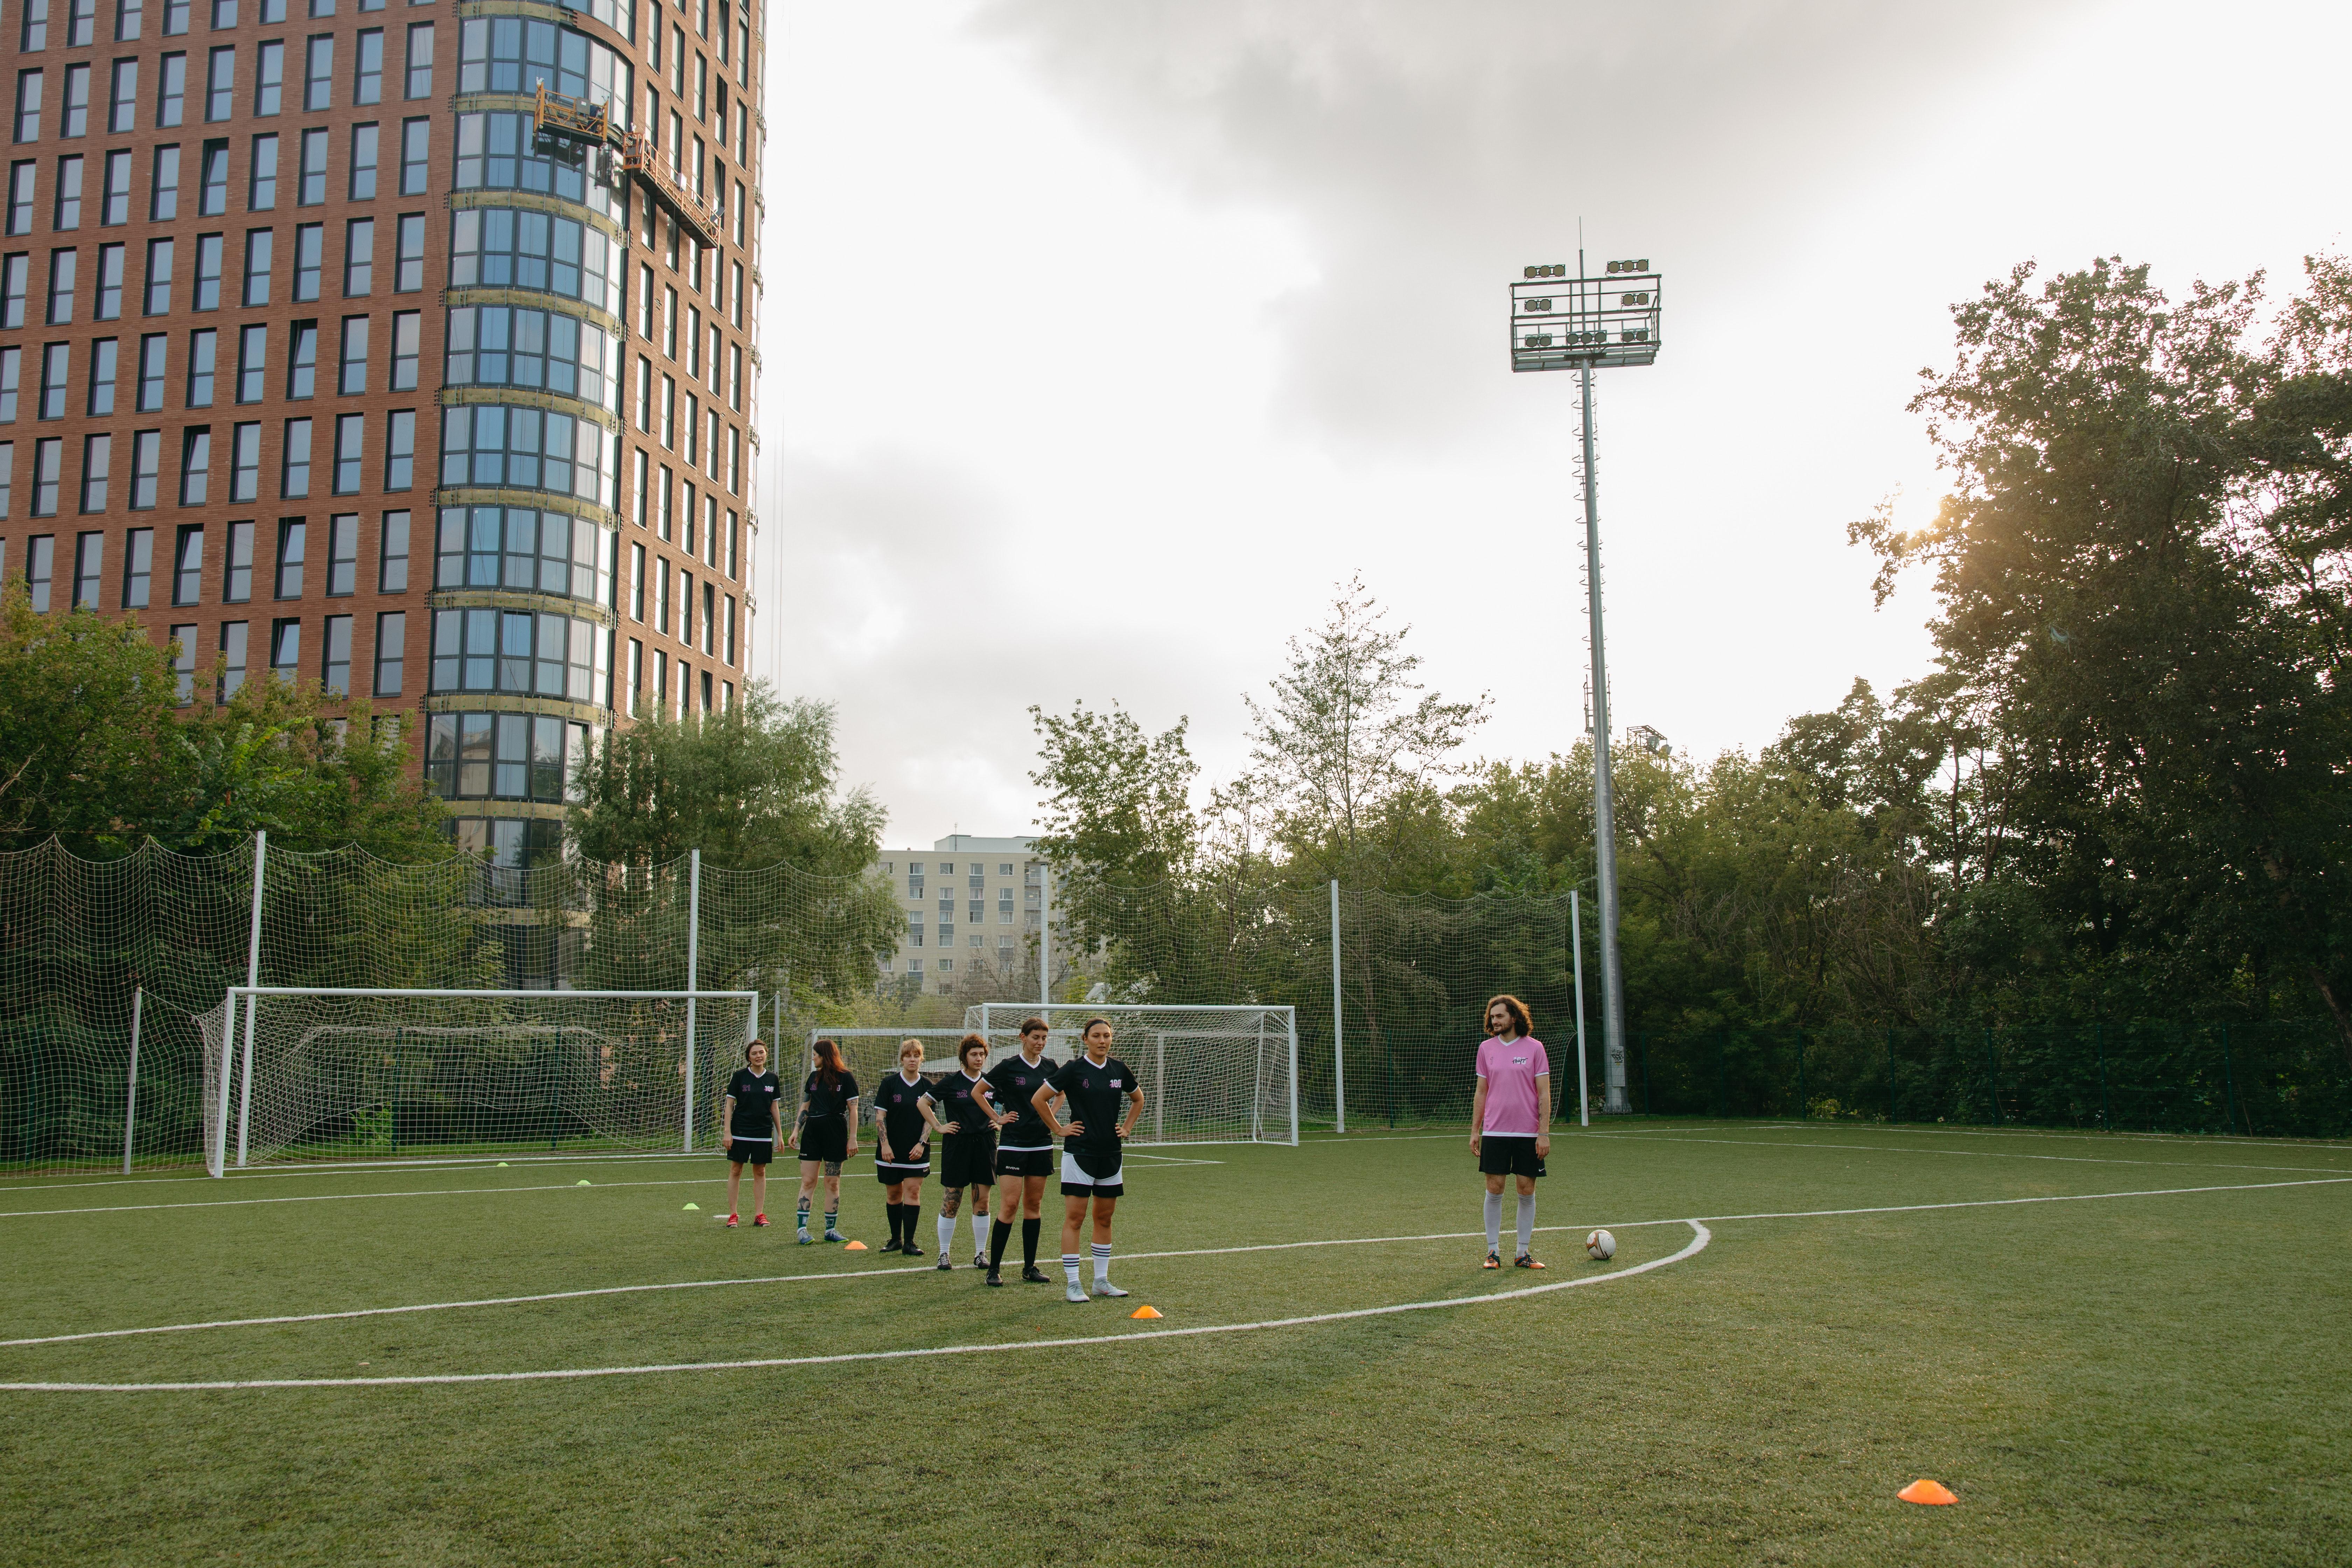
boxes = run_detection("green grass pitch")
[4,1121,2349,1567]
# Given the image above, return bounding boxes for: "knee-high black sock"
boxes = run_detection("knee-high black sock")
[890,1203,908,1245]
[1022,1217,1042,1267]
[884,1203,899,1244]
[989,1216,1013,1268]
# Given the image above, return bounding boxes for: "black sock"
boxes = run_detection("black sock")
[884,1203,899,1243]
[890,1203,908,1244]
[989,1218,1013,1269]
[1022,1217,1042,1267]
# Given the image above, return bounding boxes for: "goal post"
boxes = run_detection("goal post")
[199,987,760,1176]
[966,1003,1298,1147]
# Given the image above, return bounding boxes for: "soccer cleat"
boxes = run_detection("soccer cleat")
[985,1269,1004,1287]
[902,1244,925,1259]
[797,1229,813,1245]
[1022,1265,1052,1284]
[936,1256,951,1271]
[824,1225,846,1242]
[974,1252,987,1270]
[1092,1281,1130,1299]
[753,1213,768,1228]
[1482,1251,1500,1269]
[1065,1283,1090,1303]
[726,1213,739,1229]
[1514,1254,1547,1270]
[880,1237,901,1253]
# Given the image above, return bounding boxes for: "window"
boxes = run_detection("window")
[655,554,668,631]
[625,637,640,715]
[168,622,197,702]
[269,616,299,683]
[229,419,258,499]
[290,220,320,300]
[129,427,159,506]
[218,620,246,699]
[50,155,80,231]
[192,230,220,307]
[352,29,383,104]
[205,46,233,123]
[16,71,45,145]
[235,321,265,400]
[636,263,652,336]
[372,609,402,694]
[118,0,145,45]
[321,612,349,694]
[382,405,411,488]
[279,416,310,497]
[727,342,740,410]
[178,424,209,502]
[377,507,406,590]
[184,326,214,403]
[222,515,251,596]
[388,308,416,387]
[197,136,225,214]
[686,304,700,377]
[86,336,116,413]
[22,0,49,50]
[729,260,742,328]
[247,132,276,208]
[403,23,432,99]
[254,39,283,116]
[332,412,361,492]
[172,528,203,604]
[427,606,604,701]
[304,36,333,111]
[347,121,376,198]
[62,64,91,139]
[141,235,171,313]
[443,304,618,405]
[78,434,108,510]
[397,114,425,193]
[659,373,673,446]
[211,0,237,26]
[241,226,270,304]
[40,341,69,416]
[73,530,102,600]
[430,504,613,602]
[46,246,75,323]
[155,54,184,128]
[629,447,645,529]
[335,313,366,392]
[163,0,187,31]
[393,211,421,289]
[25,533,55,607]
[136,330,165,407]
[0,345,18,419]
[655,462,670,538]
[32,437,62,513]
[284,318,314,397]
[628,540,643,619]
[663,285,677,358]
[93,241,122,318]
[101,149,131,224]
[7,163,33,234]
[121,524,151,602]
[298,126,326,204]
[274,515,304,594]
[343,214,371,294]
[149,144,177,219]
[634,356,649,429]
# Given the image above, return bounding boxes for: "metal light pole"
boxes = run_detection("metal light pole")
[1510,251,1660,1113]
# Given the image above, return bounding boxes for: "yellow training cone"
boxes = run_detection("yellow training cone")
[576,1179,592,1186]
[1129,1305,1162,1320]
[1898,1479,1958,1506]
[843,1240,868,1250]
[682,1203,700,1211]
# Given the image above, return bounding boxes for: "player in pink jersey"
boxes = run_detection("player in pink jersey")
[1470,993,1552,1269]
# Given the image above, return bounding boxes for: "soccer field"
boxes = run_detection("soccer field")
[4,1121,2349,1567]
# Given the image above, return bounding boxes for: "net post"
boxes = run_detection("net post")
[1154,1032,1166,1140]
[121,985,143,1175]
[235,831,267,1169]
[1329,878,1346,1134]
[210,987,237,1178]
[682,849,700,1155]
[1286,1009,1299,1147]
[1570,889,1590,1128]
[1038,866,1051,1007]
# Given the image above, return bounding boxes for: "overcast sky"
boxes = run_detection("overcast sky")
[751,0,2351,848]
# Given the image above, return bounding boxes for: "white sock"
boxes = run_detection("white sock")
[1091,1241,1112,1283]
[1484,1191,1503,1252]
[1516,1194,1536,1255]
[937,1214,954,1255]
[972,1213,991,1256]
[1062,1252,1082,1286]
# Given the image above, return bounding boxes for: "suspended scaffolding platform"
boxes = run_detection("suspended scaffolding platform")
[533,82,722,248]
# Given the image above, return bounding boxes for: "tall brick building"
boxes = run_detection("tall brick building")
[0,0,764,864]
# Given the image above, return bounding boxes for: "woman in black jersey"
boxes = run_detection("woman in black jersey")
[1036,1018,1144,1303]
[977,1016,1059,1286]
[788,1037,859,1245]
[720,1039,783,1229]
[918,1035,996,1271]
[873,1038,933,1256]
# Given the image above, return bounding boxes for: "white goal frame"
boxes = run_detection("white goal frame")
[968,1002,1299,1147]
[209,986,760,1177]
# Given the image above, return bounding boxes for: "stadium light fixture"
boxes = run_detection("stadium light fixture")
[1508,247,1662,1114]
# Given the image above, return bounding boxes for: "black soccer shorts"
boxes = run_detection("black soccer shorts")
[725,1138,774,1167]
[1477,1135,1546,1179]
[939,1135,997,1188]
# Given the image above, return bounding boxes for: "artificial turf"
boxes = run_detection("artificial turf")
[2,1119,2348,1567]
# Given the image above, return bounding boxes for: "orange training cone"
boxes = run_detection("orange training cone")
[1898,1479,1958,1506]
[1129,1305,1162,1320]
[843,1240,868,1251]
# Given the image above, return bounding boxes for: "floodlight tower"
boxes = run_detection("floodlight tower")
[1510,252,1661,1114]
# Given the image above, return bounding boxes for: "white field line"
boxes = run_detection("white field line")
[0,1224,1713,1392]
[8,1174,2345,1354]
[1583,1130,2352,1177]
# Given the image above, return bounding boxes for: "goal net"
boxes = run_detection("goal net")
[196,987,758,1175]
[962,1003,1297,1146]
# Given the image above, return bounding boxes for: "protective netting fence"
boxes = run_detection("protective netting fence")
[5,836,2348,1172]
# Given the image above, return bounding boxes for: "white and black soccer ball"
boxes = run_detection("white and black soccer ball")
[1586,1228,1616,1261]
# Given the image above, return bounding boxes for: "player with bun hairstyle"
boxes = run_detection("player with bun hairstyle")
[1470,993,1552,1269]
[873,1039,934,1256]
[1036,1017,1143,1303]
[789,1037,859,1244]
[976,1016,1060,1286]
[720,1038,783,1229]
[919,1035,997,1270]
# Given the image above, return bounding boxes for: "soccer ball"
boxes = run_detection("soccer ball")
[1586,1229,1616,1261]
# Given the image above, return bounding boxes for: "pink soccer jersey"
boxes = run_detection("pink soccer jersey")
[1475,1036,1551,1135]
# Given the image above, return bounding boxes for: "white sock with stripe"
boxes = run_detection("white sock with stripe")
[1062,1252,1083,1287]
[1091,1241,1112,1284]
